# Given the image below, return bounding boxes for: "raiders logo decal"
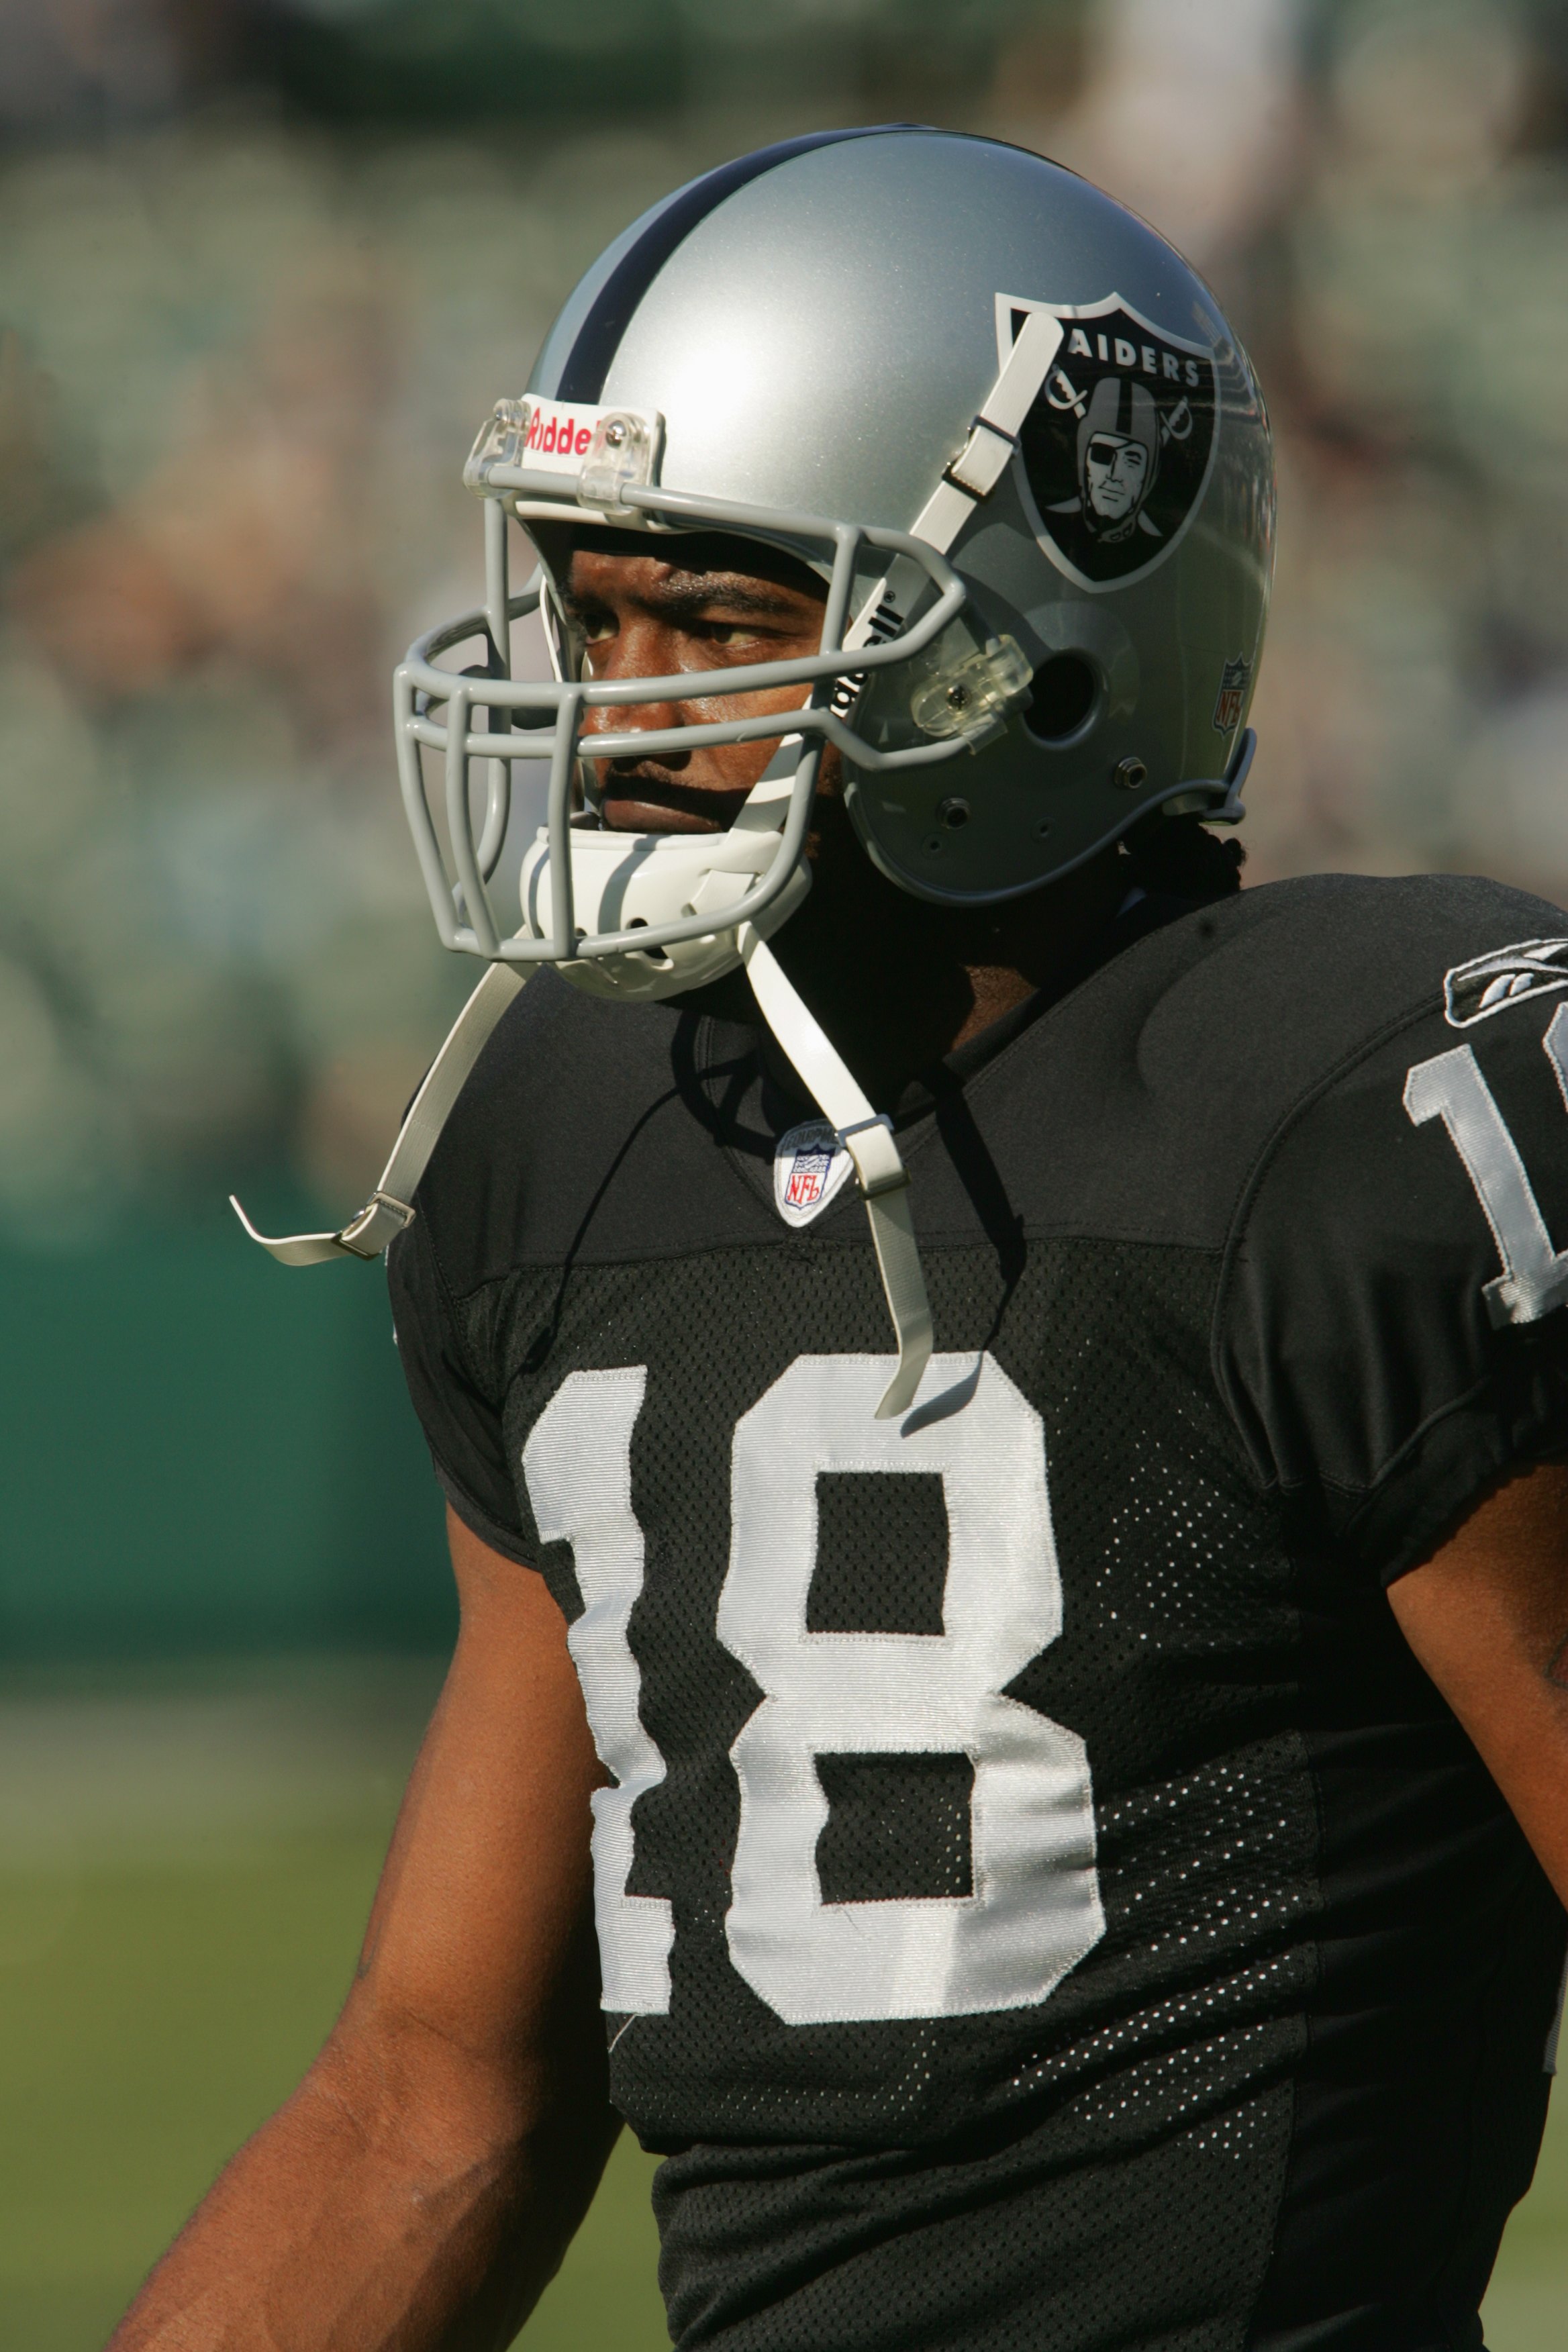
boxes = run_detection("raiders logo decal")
[773,1119,854,1229]
[999,293,1220,591]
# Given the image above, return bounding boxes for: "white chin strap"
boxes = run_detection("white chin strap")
[230,960,525,1268]
[739,925,933,1418]
[230,938,934,1422]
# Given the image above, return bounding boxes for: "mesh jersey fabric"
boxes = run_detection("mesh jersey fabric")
[388,873,1568,2351]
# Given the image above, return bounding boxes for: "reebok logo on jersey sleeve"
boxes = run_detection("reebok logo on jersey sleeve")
[1444,938,1568,1027]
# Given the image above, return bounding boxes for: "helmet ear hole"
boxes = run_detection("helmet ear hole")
[1024,654,1097,744]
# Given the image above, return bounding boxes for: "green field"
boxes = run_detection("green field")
[0,1659,1561,2350]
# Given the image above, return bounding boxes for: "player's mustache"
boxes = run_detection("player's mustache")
[593,765,750,831]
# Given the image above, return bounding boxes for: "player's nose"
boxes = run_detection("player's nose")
[581,691,684,744]
[580,619,686,742]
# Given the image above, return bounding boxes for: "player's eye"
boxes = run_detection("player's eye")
[578,611,616,644]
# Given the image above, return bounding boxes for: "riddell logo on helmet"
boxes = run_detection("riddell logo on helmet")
[525,403,593,461]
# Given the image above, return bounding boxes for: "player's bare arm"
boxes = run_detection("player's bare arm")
[107,1510,616,2352]
[1393,1461,1568,1910]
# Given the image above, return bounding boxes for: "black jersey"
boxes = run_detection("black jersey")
[390,873,1568,2352]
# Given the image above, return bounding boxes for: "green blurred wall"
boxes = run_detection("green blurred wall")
[0,1221,454,1658]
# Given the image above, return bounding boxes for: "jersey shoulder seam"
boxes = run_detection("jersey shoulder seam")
[416,1204,498,1413]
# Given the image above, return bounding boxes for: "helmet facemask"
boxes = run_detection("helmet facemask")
[393,460,1030,1005]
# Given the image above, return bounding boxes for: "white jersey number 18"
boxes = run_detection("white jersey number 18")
[524,1352,1105,2029]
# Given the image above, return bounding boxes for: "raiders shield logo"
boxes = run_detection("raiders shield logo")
[1001,293,1220,591]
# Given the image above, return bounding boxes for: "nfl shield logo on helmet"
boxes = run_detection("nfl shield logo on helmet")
[1212,655,1251,734]
[773,1120,854,1230]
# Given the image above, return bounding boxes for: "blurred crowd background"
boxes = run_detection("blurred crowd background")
[7,0,1568,1271]
[5,3,1568,2344]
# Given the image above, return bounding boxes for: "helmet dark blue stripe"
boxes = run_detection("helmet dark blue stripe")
[556,124,919,405]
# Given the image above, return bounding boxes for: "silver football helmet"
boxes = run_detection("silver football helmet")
[242,128,1273,1423]
[395,123,1274,1004]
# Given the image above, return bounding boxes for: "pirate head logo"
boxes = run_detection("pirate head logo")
[1076,375,1166,543]
[1002,293,1220,591]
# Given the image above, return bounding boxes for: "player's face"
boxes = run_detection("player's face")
[1084,432,1147,520]
[563,540,830,835]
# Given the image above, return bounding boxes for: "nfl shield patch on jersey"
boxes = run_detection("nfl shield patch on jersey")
[773,1120,854,1229]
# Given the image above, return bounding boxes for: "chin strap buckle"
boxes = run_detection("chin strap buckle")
[230,962,526,1270]
[943,415,1018,501]
[228,1186,416,1270]
[338,1191,417,1257]
[834,1112,907,1199]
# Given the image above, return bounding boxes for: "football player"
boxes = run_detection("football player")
[113,129,1568,2352]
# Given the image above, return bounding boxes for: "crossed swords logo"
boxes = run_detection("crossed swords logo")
[1045,362,1195,447]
